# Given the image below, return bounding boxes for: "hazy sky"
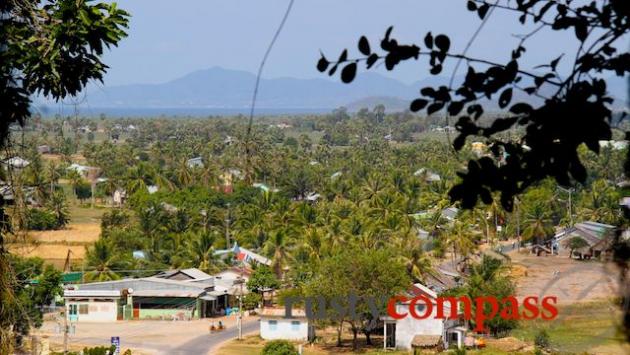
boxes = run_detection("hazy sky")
[101,0,591,86]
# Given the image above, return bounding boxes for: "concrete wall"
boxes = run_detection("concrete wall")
[260,317,308,341]
[394,303,444,349]
[67,301,117,322]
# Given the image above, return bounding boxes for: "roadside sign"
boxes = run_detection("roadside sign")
[111,336,120,355]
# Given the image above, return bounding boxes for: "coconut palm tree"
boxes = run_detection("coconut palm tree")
[84,240,123,281]
[264,229,291,278]
[187,232,222,274]
[522,202,554,245]
[398,245,434,282]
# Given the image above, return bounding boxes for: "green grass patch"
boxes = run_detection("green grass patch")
[511,300,627,354]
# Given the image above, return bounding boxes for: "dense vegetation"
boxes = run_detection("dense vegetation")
[3,110,626,347]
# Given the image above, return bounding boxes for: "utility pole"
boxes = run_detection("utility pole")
[63,304,68,354]
[225,203,231,248]
[558,186,575,227]
[237,261,244,340]
[516,199,521,251]
[568,188,573,226]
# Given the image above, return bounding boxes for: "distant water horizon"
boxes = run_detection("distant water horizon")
[34,106,333,118]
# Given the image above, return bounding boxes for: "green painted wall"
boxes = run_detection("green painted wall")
[138,308,195,319]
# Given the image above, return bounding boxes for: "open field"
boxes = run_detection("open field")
[511,252,620,304]
[511,301,629,354]
[68,205,108,224]
[7,242,87,269]
[26,223,101,243]
[7,220,100,268]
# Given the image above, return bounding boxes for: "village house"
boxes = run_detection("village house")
[2,156,30,170]
[37,145,52,154]
[214,242,272,267]
[187,156,204,168]
[63,269,241,322]
[113,188,127,206]
[552,221,616,258]
[67,163,100,180]
[414,168,441,182]
[381,283,465,352]
[259,308,315,341]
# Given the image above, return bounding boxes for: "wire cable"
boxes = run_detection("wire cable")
[244,0,295,176]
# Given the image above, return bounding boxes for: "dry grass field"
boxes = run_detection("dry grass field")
[27,223,101,243]
[510,251,620,304]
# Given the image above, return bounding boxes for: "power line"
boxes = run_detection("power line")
[246,0,295,134]
[245,0,295,179]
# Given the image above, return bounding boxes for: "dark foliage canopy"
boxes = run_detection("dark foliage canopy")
[318,0,629,212]
[0,0,129,148]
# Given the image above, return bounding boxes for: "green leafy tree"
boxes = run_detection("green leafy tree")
[566,236,589,259]
[305,248,410,349]
[47,190,70,229]
[247,265,280,300]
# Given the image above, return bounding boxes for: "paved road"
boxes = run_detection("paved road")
[169,319,259,355]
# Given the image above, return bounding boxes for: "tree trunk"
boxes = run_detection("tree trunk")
[336,323,343,347]
[363,328,372,345]
[351,325,358,350]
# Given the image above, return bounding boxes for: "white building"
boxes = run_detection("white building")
[259,308,314,341]
[65,290,120,322]
[382,283,465,351]
[187,157,204,168]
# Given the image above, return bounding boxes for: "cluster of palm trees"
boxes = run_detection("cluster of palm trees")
[11,113,625,283]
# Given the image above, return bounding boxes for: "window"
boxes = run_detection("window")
[291,321,300,331]
[268,320,277,331]
[79,304,89,314]
[69,304,78,315]
[415,304,426,313]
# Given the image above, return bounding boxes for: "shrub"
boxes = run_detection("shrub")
[27,208,58,230]
[261,340,298,355]
[242,292,262,310]
[75,182,92,201]
[535,328,550,349]
[101,208,131,230]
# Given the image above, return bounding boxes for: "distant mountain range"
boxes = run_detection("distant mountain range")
[36,67,627,115]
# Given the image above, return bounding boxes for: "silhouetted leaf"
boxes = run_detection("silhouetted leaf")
[358,36,371,55]
[427,102,445,115]
[338,49,348,63]
[424,32,433,49]
[448,101,464,116]
[410,99,428,112]
[317,54,329,73]
[477,4,490,19]
[534,2,554,22]
[509,103,533,114]
[499,88,513,109]
[434,35,450,52]
[575,21,588,41]
[430,64,443,75]
[421,87,436,97]
[341,62,357,83]
[328,63,338,76]
[550,54,563,71]
[467,104,484,119]
[366,53,379,69]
